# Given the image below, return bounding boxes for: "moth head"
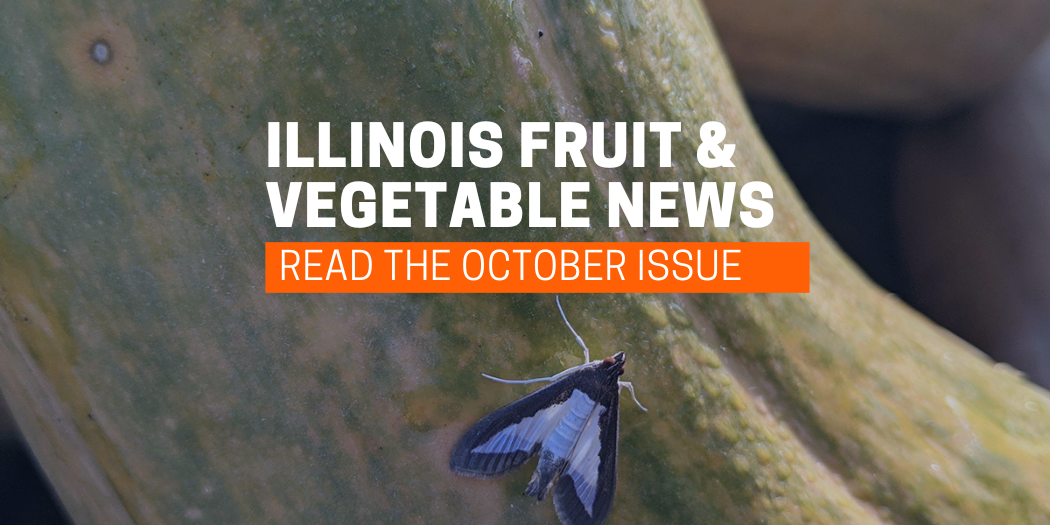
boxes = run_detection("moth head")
[600,351,626,380]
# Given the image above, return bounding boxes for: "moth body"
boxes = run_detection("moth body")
[449,299,645,525]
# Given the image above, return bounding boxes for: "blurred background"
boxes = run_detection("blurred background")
[3,4,1050,522]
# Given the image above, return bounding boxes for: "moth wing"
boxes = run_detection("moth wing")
[554,391,619,525]
[450,375,578,478]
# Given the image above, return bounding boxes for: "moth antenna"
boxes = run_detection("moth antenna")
[549,362,590,380]
[481,373,556,385]
[481,362,590,386]
[556,296,590,363]
[619,381,648,412]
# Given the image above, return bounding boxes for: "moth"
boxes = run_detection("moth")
[450,297,647,525]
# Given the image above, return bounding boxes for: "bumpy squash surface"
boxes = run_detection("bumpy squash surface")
[0,1,1048,524]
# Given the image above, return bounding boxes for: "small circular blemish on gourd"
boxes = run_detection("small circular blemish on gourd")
[90,39,113,65]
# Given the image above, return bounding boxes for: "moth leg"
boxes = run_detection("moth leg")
[556,296,590,363]
[619,381,649,412]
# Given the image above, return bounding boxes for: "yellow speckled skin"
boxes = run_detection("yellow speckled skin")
[0,1,1048,524]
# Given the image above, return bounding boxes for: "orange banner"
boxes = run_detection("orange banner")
[265,242,808,293]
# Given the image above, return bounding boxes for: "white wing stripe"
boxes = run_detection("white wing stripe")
[565,403,606,515]
[545,391,597,459]
[471,396,575,455]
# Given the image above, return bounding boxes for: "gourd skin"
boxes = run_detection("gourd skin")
[0,1,1048,525]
